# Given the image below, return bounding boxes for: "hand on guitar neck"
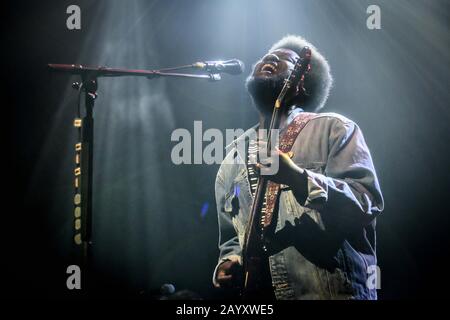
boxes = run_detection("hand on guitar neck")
[256,141,308,192]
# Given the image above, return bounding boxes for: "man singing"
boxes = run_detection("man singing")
[213,35,384,300]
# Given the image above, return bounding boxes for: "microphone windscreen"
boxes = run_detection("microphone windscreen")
[223,59,245,75]
[160,283,176,295]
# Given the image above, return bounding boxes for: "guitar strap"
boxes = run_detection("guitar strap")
[262,112,317,228]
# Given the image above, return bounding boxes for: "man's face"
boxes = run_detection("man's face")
[253,48,299,79]
[246,48,300,114]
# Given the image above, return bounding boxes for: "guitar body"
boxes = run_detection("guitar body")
[241,212,275,299]
[241,255,274,299]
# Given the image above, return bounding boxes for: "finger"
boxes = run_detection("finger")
[256,162,272,168]
[228,260,242,270]
[274,146,286,155]
[217,269,231,279]
[217,274,233,284]
[275,148,292,161]
[274,146,283,156]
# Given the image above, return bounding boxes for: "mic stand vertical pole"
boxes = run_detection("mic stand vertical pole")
[75,75,97,293]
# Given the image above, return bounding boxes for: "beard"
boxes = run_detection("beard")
[245,71,289,115]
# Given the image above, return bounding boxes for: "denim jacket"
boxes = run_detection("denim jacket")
[213,109,384,300]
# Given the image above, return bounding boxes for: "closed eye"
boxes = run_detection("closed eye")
[262,53,280,63]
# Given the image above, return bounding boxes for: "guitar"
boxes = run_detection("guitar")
[241,46,312,299]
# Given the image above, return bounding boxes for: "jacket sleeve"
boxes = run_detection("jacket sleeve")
[294,119,384,232]
[212,168,242,287]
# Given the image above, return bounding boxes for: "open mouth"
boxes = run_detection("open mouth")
[260,63,277,74]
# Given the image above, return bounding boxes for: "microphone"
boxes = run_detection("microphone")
[160,283,176,295]
[193,59,245,75]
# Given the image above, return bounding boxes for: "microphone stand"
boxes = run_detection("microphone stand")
[47,63,222,292]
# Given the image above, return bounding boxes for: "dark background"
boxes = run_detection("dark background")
[4,0,450,299]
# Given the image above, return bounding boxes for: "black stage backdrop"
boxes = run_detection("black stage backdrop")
[3,0,450,299]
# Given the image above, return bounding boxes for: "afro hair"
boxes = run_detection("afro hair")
[269,35,333,111]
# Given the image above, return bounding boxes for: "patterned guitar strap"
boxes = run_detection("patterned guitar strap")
[261,112,317,229]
